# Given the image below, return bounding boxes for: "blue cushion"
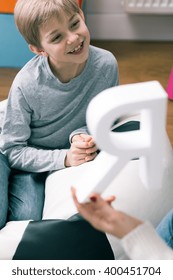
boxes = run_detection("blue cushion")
[0,14,34,67]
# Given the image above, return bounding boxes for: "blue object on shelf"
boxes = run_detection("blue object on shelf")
[0,14,34,68]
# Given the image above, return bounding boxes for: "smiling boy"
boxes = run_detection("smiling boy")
[0,0,119,222]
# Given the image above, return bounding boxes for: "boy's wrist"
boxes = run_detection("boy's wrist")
[64,152,70,167]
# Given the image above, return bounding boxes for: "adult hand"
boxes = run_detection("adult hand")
[71,187,143,238]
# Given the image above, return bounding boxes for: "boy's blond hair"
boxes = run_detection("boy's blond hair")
[14,0,80,47]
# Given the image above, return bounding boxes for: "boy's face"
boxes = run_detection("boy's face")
[35,11,90,69]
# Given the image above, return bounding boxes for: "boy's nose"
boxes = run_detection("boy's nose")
[67,33,79,45]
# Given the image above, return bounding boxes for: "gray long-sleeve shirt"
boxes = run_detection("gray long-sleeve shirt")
[0,45,119,172]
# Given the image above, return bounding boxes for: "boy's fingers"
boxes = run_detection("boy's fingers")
[85,146,97,154]
[80,134,92,141]
[72,141,91,149]
[85,152,97,161]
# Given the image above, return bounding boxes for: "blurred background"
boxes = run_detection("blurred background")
[0,0,173,144]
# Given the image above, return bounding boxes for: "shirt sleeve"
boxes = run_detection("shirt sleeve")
[0,87,68,172]
[121,221,173,260]
[69,126,89,143]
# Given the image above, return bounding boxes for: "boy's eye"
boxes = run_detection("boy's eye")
[71,20,80,28]
[52,34,61,42]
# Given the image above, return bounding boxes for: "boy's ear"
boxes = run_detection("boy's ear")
[29,44,48,57]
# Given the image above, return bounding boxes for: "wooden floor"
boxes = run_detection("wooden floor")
[0,41,173,146]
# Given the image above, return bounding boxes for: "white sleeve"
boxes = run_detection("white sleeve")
[121,221,173,260]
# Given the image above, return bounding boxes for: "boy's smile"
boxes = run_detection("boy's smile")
[67,41,84,55]
[32,11,90,82]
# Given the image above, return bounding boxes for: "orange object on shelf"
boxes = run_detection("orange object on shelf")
[78,0,83,8]
[0,1,84,13]
[0,0,16,13]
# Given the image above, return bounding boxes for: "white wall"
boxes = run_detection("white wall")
[85,0,173,40]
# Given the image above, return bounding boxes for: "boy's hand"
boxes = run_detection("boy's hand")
[65,134,97,167]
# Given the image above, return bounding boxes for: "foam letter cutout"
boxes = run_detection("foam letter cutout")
[75,81,167,202]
